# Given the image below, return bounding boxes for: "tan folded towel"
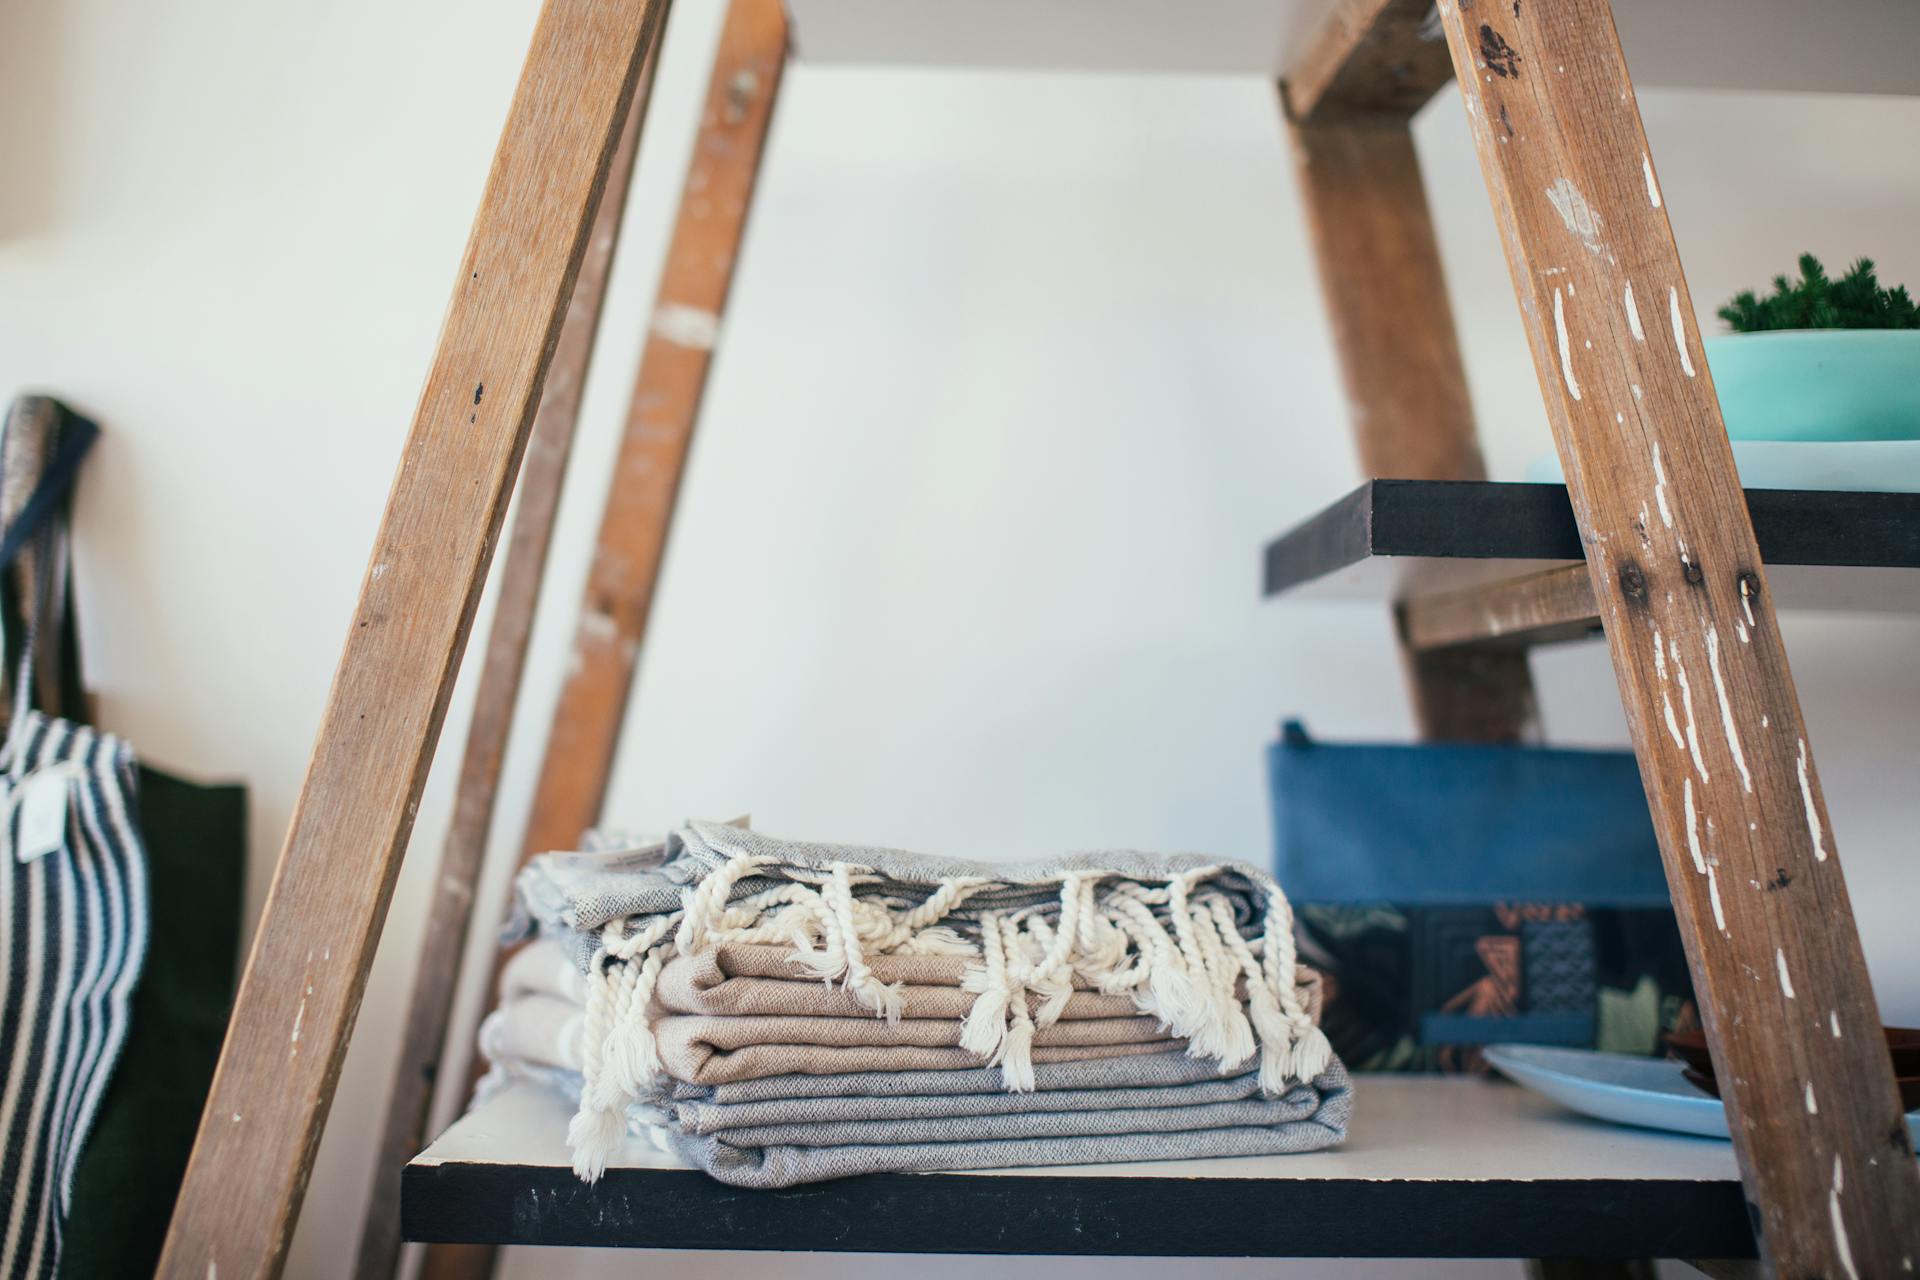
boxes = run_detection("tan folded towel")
[485,941,1324,1089]
[656,944,1142,1021]
[653,1025,1181,1086]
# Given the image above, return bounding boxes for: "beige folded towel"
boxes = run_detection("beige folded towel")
[656,943,1143,1021]
[653,1025,1182,1086]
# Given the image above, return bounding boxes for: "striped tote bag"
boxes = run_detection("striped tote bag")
[0,710,148,1279]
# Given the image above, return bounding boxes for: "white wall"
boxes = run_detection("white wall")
[1,2,1916,1277]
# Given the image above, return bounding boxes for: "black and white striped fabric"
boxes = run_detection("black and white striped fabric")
[0,709,147,1280]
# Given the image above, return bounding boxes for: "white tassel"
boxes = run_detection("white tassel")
[827,862,905,1021]
[567,1103,626,1183]
[1289,1024,1334,1084]
[959,913,1012,1057]
[898,925,974,955]
[674,853,773,954]
[598,1018,662,1107]
[998,1017,1036,1092]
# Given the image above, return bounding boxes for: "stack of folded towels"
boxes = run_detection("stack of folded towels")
[480,819,1352,1188]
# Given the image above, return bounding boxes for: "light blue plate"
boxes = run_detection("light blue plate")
[1485,1044,1920,1149]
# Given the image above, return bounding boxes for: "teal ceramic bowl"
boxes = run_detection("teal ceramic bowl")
[1706,330,1920,442]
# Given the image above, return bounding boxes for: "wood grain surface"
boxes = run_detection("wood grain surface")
[350,34,665,1280]
[1286,0,1459,123]
[418,3,788,1276]
[1434,0,1920,1273]
[1401,562,1599,651]
[1284,90,1538,742]
[154,1,668,1275]
[519,0,787,869]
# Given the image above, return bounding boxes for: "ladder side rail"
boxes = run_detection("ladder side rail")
[1433,1,1920,1273]
[156,2,670,1274]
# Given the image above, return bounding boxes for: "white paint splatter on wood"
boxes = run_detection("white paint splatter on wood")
[1740,575,1757,628]
[1545,178,1605,254]
[1653,443,1673,528]
[1662,693,1685,751]
[1831,1010,1842,1038]
[652,303,721,349]
[1736,621,1749,644]
[1777,947,1796,998]
[1642,153,1662,208]
[1707,865,1725,932]
[1668,286,1696,377]
[1798,738,1829,862]
[1553,288,1581,400]
[1684,777,1707,874]
[1671,642,1709,782]
[578,608,619,649]
[1832,1155,1860,1280]
[1806,1081,1818,1113]
[1705,629,1753,792]
[1623,283,1644,341]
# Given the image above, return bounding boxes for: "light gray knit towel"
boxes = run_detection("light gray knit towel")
[515,820,1341,1182]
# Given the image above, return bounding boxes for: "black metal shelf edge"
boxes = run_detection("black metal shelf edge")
[401,1161,1755,1258]
[1263,480,1920,600]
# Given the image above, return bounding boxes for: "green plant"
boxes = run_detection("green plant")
[1718,254,1918,332]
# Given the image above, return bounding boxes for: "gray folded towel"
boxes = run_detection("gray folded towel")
[512,821,1346,1182]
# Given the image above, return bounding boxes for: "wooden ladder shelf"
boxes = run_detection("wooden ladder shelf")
[154,1,1920,1277]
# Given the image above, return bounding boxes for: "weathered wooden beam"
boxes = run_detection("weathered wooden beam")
[1284,0,1457,124]
[350,32,666,1280]
[415,4,788,1277]
[1401,562,1599,651]
[1286,100,1537,741]
[154,2,669,1275]
[519,0,787,862]
[1434,1,1920,1274]
[1286,120,1488,486]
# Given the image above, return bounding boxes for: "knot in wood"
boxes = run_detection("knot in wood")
[1618,562,1648,602]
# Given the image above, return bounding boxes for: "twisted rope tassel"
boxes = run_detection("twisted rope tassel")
[1165,869,1228,1056]
[992,915,1038,1091]
[1015,914,1073,1028]
[1100,891,1195,1033]
[675,853,775,954]
[1187,899,1257,1068]
[826,862,904,1021]
[959,910,1013,1058]
[1258,885,1331,1084]
[598,914,681,1104]
[567,942,625,1182]
[1199,893,1296,1091]
[900,877,991,933]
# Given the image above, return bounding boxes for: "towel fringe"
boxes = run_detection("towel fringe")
[563,849,1328,1176]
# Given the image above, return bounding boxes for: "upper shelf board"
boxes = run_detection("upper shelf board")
[403,1076,1753,1257]
[1263,480,1920,613]
[785,0,1920,97]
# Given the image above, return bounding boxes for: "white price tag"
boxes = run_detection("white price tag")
[15,769,73,863]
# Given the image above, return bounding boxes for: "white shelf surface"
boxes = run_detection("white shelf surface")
[420,1075,1740,1184]
[403,1076,1757,1257]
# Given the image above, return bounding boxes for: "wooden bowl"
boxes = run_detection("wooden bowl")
[1664,1030,1714,1075]
[1670,1028,1920,1110]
